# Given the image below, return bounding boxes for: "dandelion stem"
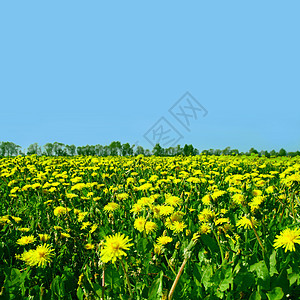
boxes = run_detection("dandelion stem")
[249,218,265,255]
[164,253,177,276]
[101,267,105,300]
[120,260,133,297]
[212,229,224,265]
[168,237,198,300]
[168,257,188,300]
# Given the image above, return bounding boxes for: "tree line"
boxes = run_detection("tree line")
[0,141,299,157]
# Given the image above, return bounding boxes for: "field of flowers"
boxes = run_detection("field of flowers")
[0,154,300,299]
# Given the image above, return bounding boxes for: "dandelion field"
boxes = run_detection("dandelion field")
[0,155,300,299]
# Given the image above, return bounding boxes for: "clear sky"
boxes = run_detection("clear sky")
[0,1,299,153]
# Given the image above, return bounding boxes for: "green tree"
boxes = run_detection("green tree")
[278,148,287,157]
[153,144,163,156]
[44,143,54,156]
[122,143,133,156]
[27,143,42,155]
[65,145,76,156]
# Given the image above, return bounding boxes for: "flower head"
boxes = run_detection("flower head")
[53,206,71,216]
[273,228,300,252]
[145,221,157,234]
[17,235,36,246]
[29,244,55,267]
[100,233,133,263]
[103,202,120,212]
[38,234,50,242]
[236,216,257,229]
[156,236,173,246]
[134,217,146,232]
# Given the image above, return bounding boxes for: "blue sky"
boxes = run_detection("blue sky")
[0,1,299,153]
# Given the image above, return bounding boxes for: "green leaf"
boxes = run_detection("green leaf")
[219,268,233,292]
[249,291,262,300]
[250,260,270,290]
[201,264,213,290]
[200,234,219,255]
[266,287,284,300]
[269,250,278,276]
[137,237,148,253]
[234,271,255,291]
[76,287,84,300]
[148,271,163,300]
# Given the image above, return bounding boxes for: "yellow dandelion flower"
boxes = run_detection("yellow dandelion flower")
[16,235,36,246]
[81,222,91,230]
[61,232,71,238]
[232,194,244,205]
[202,194,211,205]
[78,212,88,222]
[211,190,226,201]
[273,228,300,252]
[20,249,37,266]
[100,233,133,263]
[165,195,182,207]
[215,218,230,226]
[156,236,173,246]
[170,221,187,233]
[18,228,30,233]
[53,206,71,216]
[198,209,215,222]
[29,244,54,267]
[11,216,22,223]
[66,193,78,199]
[38,234,50,242]
[130,203,143,214]
[154,243,162,255]
[186,177,201,184]
[103,202,120,212]
[116,193,129,201]
[54,226,63,230]
[89,224,98,234]
[85,243,95,250]
[200,223,211,234]
[145,221,157,234]
[159,206,175,216]
[134,217,146,232]
[236,216,257,229]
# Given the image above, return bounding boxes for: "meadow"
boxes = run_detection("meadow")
[0,154,299,299]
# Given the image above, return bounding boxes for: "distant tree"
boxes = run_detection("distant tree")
[95,144,104,156]
[214,149,221,156]
[278,148,287,157]
[183,144,197,156]
[249,148,259,155]
[122,143,133,156]
[103,145,109,156]
[287,151,299,157]
[144,149,151,156]
[53,142,65,156]
[65,144,76,156]
[108,141,121,156]
[270,149,277,157]
[135,145,145,156]
[44,143,54,156]
[230,149,239,155]
[27,143,42,155]
[153,144,163,156]
[260,150,270,158]
[222,147,231,155]
[174,145,183,156]
[0,142,20,156]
